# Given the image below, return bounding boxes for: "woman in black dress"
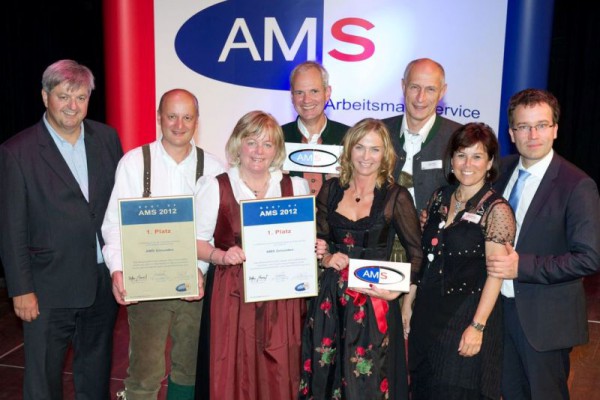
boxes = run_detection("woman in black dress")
[407,123,516,399]
[299,118,423,400]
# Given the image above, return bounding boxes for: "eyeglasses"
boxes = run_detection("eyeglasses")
[511,123,555,134]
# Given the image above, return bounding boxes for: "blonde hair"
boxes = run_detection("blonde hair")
[339,118,397,188]
[225,111,286,169]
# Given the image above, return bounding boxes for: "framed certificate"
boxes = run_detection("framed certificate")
[119,196,199,301]
[348,258,411,293]
[240,195,318,302]
[283,143,342,174]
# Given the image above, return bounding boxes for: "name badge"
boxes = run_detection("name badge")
[421,160,443,170]
[461,212,482,224]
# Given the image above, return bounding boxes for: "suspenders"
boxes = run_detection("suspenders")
[142,144,205,198]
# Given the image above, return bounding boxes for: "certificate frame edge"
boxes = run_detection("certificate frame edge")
[240,194,318,303]
[118,194,199,301]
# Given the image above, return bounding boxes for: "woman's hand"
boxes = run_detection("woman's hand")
[222,245,246,265]
[355,285,401,301]
[315,239,328,259]
[458,325,483,357]
[321,252,349,271]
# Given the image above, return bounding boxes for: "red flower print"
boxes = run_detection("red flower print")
[356,346,366,356]
[353,310,366,323]
[340,267,349,281]
[320,299,332,316]
[322,337,333,347]
[431,237,438,246]
[342,232,355,249]
[302,386,309,395]
[339,296,348,306]
[304,359,312,373]
[380,378,389,392]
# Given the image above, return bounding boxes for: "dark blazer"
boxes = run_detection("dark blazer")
[383,114,461,212]
[0,119,123,308]
[496,153,600,351]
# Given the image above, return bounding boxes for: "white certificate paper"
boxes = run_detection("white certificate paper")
[119,196,199,301]
[348,258,411,293]
[283,143,342,173]
[240,195,317,302]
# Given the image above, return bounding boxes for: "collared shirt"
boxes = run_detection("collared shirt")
[194,167,309,267]
[400,113,436,201]
[44,114,104,263]
[297,118,328,144]
[501,149,554,297]
[101,138,227,275]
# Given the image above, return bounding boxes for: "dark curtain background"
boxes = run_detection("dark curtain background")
[547,0,600,184]
[0,0,598,180]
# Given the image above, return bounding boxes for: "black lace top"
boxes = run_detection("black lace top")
[418,184,516,294]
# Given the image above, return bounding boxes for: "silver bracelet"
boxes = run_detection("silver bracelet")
[470,321,485,332]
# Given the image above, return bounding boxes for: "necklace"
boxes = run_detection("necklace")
[242,177,269,197]
[453,188,465,217]
[352,181,373,203]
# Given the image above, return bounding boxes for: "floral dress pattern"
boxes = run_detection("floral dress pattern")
[299,178,423,400]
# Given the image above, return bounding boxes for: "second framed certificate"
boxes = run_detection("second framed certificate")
[240,195,317,303]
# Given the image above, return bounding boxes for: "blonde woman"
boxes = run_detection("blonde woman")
[299,118,423,400]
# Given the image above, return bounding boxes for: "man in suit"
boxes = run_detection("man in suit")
[0,59,123,399]
[383,58,461,213]
[282,61,349,195]
[487,88,600,399]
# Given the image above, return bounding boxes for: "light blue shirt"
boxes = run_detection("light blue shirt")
[500,149,554,297]
[44,114,104,263]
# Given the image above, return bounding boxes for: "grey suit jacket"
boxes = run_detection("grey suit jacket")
[0,119,123,308]
[496,153,600,351]
[383,114,461,212]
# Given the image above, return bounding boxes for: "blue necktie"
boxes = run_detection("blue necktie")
[508,169,531,211]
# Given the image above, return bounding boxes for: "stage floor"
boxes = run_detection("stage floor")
[1,274,599,399]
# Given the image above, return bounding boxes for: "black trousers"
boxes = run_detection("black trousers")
[22,263,118,400]
[501,297,571,400]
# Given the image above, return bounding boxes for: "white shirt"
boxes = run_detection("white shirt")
[102,139,226,275]
[400,114,436,202]
[195,167,309,253]
[297,118,328,144]
[501,149,554,297]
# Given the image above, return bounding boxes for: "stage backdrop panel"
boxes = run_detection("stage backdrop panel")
[148,0,507,161]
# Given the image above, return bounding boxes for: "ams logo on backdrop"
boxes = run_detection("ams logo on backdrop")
[175,0,374,90]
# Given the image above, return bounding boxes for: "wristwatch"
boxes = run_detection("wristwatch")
[470,321,486,332]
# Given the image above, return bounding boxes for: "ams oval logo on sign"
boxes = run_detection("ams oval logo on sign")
[354,266,406,285]
[289,149,338,168]
[175,0,375,90]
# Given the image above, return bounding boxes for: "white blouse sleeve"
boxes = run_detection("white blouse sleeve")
[195,175,220,241]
